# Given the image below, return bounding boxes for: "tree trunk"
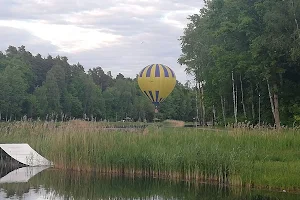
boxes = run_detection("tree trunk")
[240,74,246,119]
[200,82,205,126]
[267,79,275,120]
[195,82,199,126]
[235,83,238,120]
[258,91,261,127]
[251,83,255,120]
[252,101,255,121]
[267,80,281,128]
[220,95,226,126]
[273,84,281,129]
[198,82,203,126]
[212,104,216,126]
[232,71,237,124]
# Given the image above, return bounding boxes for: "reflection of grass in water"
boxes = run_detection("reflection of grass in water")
[1,169,299,200]
[32,169,202,199]
[1,121,300,192]
[0,183,31,199]
[0,169,209,200]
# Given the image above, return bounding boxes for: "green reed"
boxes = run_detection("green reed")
[1,121,300,192]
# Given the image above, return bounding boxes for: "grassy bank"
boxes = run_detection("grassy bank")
[1,120,300,192]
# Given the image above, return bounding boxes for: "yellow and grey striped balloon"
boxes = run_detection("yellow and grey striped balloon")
[137,64,176,108]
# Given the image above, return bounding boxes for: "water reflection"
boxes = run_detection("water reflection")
[0,166,50,183]
[0,167,299,200]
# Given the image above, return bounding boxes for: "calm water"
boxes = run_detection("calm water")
[0,166,299,200]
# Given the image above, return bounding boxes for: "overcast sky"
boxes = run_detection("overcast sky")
[0,0,204,83]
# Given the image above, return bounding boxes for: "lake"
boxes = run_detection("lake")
[0,166,299,200]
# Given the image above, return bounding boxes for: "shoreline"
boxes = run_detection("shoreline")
[50,164,300,194]
[1,121,300,194]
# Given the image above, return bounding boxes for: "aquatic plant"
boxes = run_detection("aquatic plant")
[1,120,300,192]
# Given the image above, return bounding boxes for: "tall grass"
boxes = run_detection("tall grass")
[1,120,300,192]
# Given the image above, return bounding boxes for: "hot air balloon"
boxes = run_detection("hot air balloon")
[138,64,176,112]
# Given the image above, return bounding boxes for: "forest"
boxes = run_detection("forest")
[179,0,300,127]
[0,45,196,122]
[0,0,299,127]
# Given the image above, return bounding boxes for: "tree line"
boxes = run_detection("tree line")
[0,45,196,122]
[2,0,299,126]
[178,0,300,127]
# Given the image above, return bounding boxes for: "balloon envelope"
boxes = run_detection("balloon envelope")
[138,64,176,107]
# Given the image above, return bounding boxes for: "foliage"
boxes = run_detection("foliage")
[0,45,196,122]
[179,0,300,127]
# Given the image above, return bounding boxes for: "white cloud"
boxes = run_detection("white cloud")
[0,0,205,83]
[161,8,199,29]
[0,20,122,53]
[61,3,157,26]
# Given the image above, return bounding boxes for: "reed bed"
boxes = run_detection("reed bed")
[1,120,300,192]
